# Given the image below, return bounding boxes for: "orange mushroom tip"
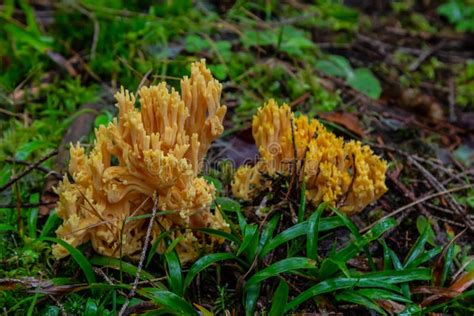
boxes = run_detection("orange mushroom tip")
[53,60,229,263]
[231,99,388,216]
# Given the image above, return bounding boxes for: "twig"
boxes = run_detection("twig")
[448,79,457,122]
[0,201,57,209]
[0,150,58,193]
[408,157,471,227]
[119,195,159,316]
[5,158,59,175]
[408,42,445,72]
[360,184,473,233]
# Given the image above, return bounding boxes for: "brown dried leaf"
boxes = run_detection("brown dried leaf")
[319,112,364,137]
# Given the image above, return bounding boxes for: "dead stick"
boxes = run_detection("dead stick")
[119,195,159,315]
[360,184,473,233]
[0,150,58,193]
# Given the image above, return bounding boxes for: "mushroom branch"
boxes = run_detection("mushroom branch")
[53,60,229,263]
[232,99,388,215]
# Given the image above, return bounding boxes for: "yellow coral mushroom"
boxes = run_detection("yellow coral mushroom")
[54,60,229,263]
[232,99,388,215]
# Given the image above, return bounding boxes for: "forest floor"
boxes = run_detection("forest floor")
[1,1,473,315]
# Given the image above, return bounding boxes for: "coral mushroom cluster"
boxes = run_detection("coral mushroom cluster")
[54,60,229,263]
[232,99,388,215]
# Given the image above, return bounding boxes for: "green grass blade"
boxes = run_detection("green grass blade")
[146,231,169,267]
[40,210,60,237]
[245,257,317,289]
[336,290,387,315]
[40,237,96,284]
[406,246,442,268]
[306,203,326,260]
[0,224,16,232]
[245,283,260,316]
[238,224,258,257]
[260,216,344,258]
[356,288,413,303]
[140,288,197,315]
[90,256,155,281]
[380,240,393,270]
[285,278,361,311]
[440,241,456,287]
[356,267,432,283]
[298,181,306,223]
[184,253,236,289]
[165,250,183,296]
[198,228,241,245]
[27,293,39,316]
[215,197,241,212]
[285,268,429,312]
[404,225,429,268]
[258,215,280,253]
[319,217,396,278]
[27,193,39,238]
[269,279,289,316]
[387,247,411,299]
[333,208,376,271]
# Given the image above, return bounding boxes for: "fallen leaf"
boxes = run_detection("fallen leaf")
[320,111,364,137]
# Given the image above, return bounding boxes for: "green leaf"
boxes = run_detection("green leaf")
[4,24,53,53]
[84,298,98,316]
[438,1,463,24]
[27,193,40,238]
[237,224,258,257]
[333,208,376,271]
[298,181,306,223]
[356,288,413,303]
[0,224,16,232]
[319,217,396,278]
[215,197,241,212]
[286,269,430,311]
[245,257,316,288]
[185,34,210,53]
[0,165,12,187]
[416,215,435,246]
[406,246,442,268]
[336,290,386,315]
[146,231,169,267]
[260,216,344,258]
[346,68,382,99]
[40,210,60,237]
[203,175,223,192]
[90,256,155,281]
[140,288,197,315]
[387,247,411,299]
[245,283,260,316]
[306,203,326,260]
[184,253,236,289]
[165,250,183,296]
[198,228,241,245]
[258,215,280,253]
[40,237,96,284]
[404,225,429,268]
[27,293,39,316]
[14,140,49,160]
[269,280,289,316]
[315,55,353,78]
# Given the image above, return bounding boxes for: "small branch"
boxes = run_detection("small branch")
[0,150,58,193]
[360,184,473,233]
[0,201,57,209]
[119,195,159,315]
[5,158,59,175]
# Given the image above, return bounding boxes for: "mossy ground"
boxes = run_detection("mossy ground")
[1,1,473,315]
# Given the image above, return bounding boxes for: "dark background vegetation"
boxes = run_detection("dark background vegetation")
[0,0,473,315]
